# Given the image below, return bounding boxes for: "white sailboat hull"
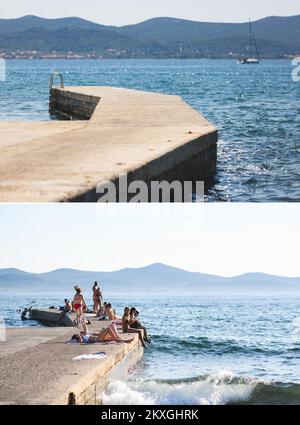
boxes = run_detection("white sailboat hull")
[237,58,260,64]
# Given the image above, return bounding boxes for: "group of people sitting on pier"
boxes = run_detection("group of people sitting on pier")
[69,283,151,348]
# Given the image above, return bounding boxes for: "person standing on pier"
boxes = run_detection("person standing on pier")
[73,286,87,326]
[93,282,103,314]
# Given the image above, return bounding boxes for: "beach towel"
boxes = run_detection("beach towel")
[73,352,107,361]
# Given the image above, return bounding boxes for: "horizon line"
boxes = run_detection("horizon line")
[1,13,300,28]
[1,263,299,280]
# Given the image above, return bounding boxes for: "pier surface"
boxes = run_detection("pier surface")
[0,317,143,405]
[0,86,217,202]
[0,121,85,148]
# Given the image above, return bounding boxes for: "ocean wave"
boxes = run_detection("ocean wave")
[150,334,282,356]
[102,371,300,405]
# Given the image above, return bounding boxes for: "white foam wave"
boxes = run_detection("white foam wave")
[102,371,259,405]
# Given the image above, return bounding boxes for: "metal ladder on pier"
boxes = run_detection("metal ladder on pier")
[49,72,65,89]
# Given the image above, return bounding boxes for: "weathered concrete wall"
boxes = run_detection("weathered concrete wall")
[50,88,100,120]
[69,342,144,405]
[71,133,217,202]
[30,308,76,327]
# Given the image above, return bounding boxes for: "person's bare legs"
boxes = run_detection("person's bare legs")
[127,328,146,347]
[97,301,102,316]
[75,306,83,326]
[82,320,89,335]
[98,327,122,342]
[107,324,128,341]
[97,305,104,317]
[96,327,131,343]
[96,325,134,343]
[138,325,148,340]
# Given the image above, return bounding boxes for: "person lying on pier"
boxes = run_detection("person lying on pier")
[129,307,151,344]
[71,322,134,345]
[122,307,147,348]
[73,286,87,326]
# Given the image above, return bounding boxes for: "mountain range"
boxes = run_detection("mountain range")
[1,263,300,294]
[0,14,299,58]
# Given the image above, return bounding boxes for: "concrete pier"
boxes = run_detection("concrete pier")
[0,86,217,202]
[30,308,76,327]
[0,317,143,405]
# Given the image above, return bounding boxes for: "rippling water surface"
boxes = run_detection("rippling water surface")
[0,59,299,201]
[2,292,300,405]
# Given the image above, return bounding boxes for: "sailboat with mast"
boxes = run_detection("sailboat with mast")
[238,19,260,64]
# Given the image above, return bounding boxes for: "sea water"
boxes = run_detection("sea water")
[0,59,299,202]
[2,292,300,405]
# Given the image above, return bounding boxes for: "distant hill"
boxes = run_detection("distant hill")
[1,264,300,294]
[0,15,106,33]
[0,15,299,58]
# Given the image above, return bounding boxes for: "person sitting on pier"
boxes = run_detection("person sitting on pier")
[59,299,72,323]
[122,307,147,348]
[98,302,108,320]
[61,299,72,313]
[71,322,134,345]
[129,307,151,344]
[107,303,122,325]
[73,286,87,326]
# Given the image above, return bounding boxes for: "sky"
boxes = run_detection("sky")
[0,0,299,26]
[0,204,299,277]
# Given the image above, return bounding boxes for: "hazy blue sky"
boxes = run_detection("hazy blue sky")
[0,204,299,277]
[0,0,299,25]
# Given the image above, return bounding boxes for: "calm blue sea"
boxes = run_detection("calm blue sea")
[0,59,299,202]
[2,292,300,405]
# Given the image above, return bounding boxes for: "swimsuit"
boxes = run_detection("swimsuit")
[82,335,91,344]
[74,304,82,311]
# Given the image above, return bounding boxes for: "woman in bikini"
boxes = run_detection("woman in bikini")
[92,282,99,314]
[107,303,121,322]
[73,286,87,325]
[71,323,134,344]
[93,282,103,315]
[122,307,146,348]
[96,285,103,314]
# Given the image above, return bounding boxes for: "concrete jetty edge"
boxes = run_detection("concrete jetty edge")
[0,316,144,405]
